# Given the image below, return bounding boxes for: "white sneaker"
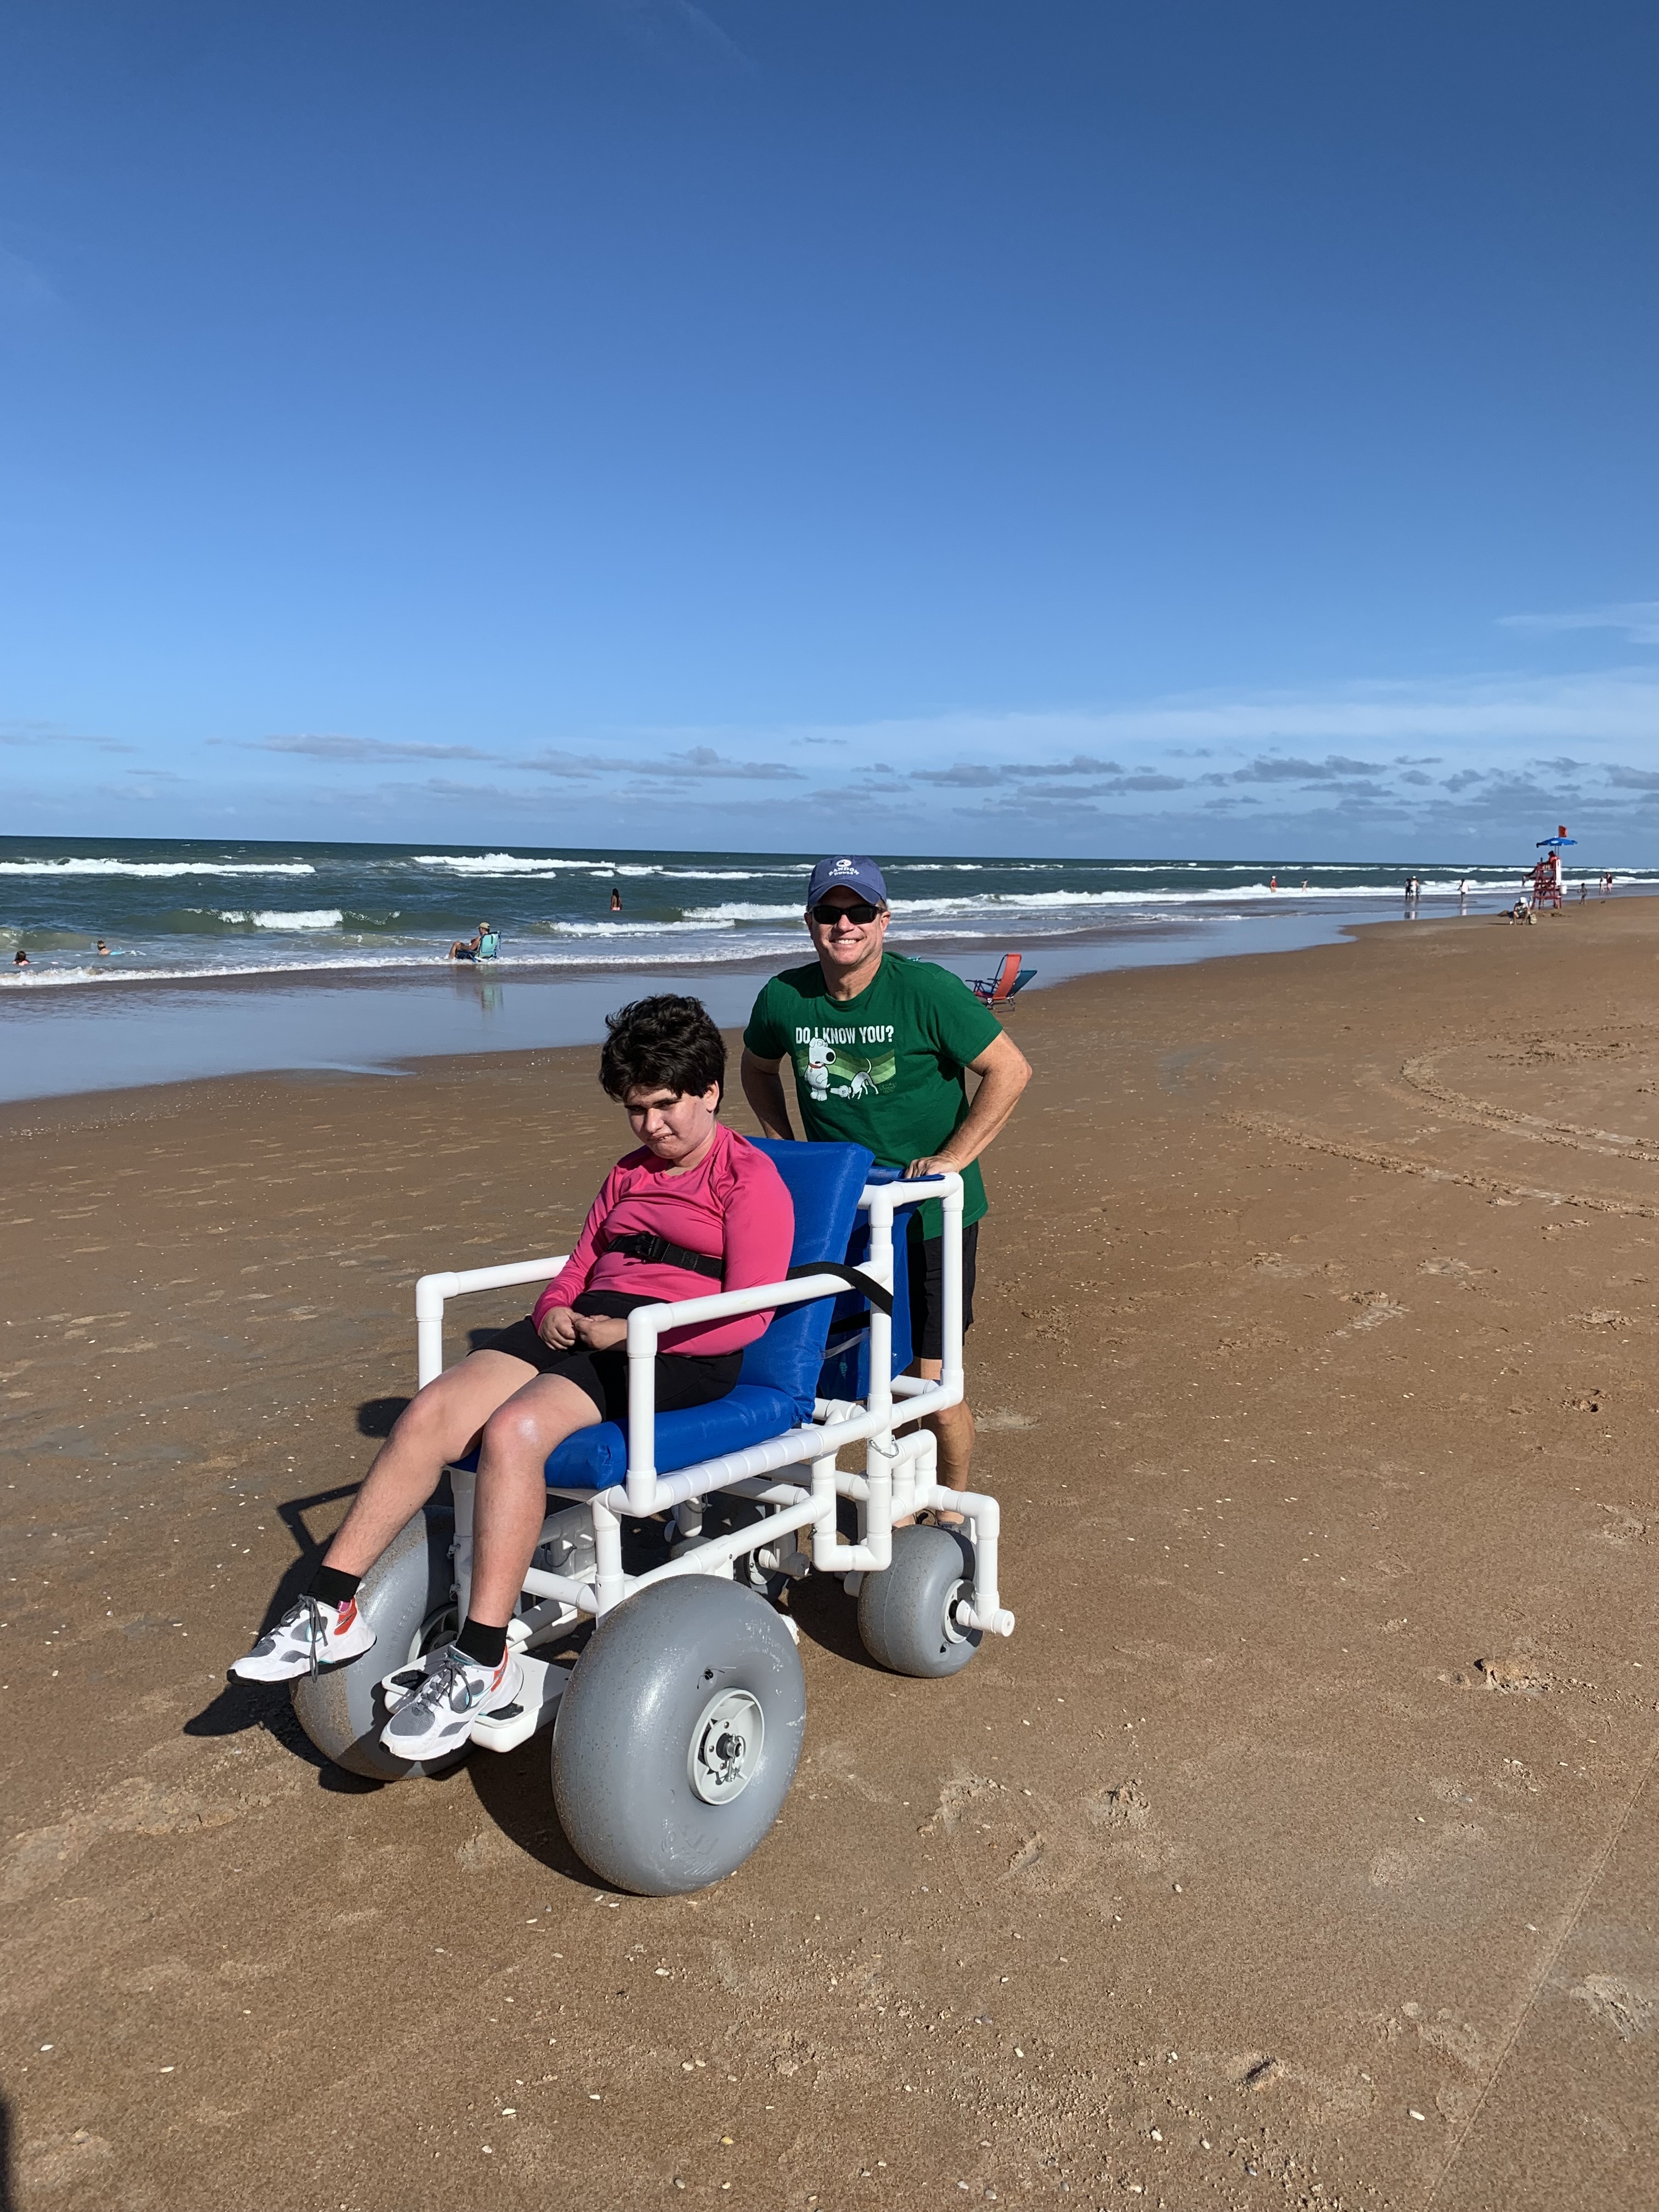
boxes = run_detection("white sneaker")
[230,1594,375,1682]
[379,1645,520,1761]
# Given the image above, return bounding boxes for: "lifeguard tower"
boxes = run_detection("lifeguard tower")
[1531,825,1575,912]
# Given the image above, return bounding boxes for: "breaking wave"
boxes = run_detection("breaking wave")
[0,857,316,878]
[413,852,605,874]
[216,908,346,930]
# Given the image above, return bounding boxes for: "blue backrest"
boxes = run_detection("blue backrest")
[738,1137,873,1411]
[815,1199,919,1402]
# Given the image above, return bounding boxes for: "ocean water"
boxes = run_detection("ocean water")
[2,838,1625,989]
[2,839,1645,1103]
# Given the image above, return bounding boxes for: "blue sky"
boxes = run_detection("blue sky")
[3,0,1657,860]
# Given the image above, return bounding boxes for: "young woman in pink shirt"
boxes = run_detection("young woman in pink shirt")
[232,996,795,1760]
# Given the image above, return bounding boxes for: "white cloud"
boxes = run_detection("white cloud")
[16,662,1659,857]
[239,734,500,763]
[1214,753,1386,785]
[2,721,134,755]
[522,744,802,782]
[1498,601,1659,646]
[763,668,1659,758]
[909,754,1125,788]
[646,669,1659,831]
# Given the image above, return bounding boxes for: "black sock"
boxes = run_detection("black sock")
[309,1564,361,1609]
[455,1615,507,1669]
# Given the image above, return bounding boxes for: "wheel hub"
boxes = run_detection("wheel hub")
[689,1688,764,1804]
[942,1578,971,1644]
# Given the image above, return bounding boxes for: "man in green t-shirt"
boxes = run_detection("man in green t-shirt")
[741,855,1031,1515]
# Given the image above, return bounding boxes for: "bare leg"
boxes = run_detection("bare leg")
[467,1375,602,1625]
[900,1356,975,1526]
[323,1351,539,1579]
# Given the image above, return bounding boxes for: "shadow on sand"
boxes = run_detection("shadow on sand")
[181,1459,418,1790]
[180,1431,888,1863]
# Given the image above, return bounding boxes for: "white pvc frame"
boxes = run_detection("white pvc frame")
[411,1171,1013,1732]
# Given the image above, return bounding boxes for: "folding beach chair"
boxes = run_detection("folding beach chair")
[969,951,1034,1007]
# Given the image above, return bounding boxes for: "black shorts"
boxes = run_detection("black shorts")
[906,1218,979,1364]
[483,1293,741,1423]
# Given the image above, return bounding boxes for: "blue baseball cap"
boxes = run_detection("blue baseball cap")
[806,854,889,908]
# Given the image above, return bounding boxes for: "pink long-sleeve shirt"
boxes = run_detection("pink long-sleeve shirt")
[531,1122,794,1357]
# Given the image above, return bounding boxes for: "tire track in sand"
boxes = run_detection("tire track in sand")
[1225,1112,1659,1221]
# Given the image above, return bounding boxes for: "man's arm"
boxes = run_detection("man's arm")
[904,1029,1031,1177]
[740,1048,796,1142]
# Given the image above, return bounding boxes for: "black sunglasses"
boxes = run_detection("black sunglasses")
[809,900,883,925]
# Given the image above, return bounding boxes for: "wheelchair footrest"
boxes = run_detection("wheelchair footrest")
[470,1655,574,1755]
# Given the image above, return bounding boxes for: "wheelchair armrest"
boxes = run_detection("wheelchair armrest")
[621,1268,865,1351]
[414,1255,572,1388]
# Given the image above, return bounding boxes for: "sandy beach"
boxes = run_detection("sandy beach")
[3,900,1656,2212]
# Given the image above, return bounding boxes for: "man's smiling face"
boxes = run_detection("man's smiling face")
[805,886,890,981]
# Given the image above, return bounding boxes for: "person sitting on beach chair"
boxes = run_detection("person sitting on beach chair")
[230,994,794,1762]
[448,922,499,962]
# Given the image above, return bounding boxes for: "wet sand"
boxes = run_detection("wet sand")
[3,900,1656,2211]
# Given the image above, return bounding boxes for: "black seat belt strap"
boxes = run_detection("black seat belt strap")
[786,1261,894,1316]
[604,1238,892,1312]
[605,1231,724,1280]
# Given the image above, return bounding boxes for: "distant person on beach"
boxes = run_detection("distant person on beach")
[1269,874,1278,892]
[230,995,794,1759]
[448,922,498,962]
[95,939,110,956]
[1508,899,1534,926]
[611,887,623,912]
[12,948,28,967]
[741,855,1031,1525]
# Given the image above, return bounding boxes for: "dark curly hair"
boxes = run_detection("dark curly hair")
[599,994,726,1103]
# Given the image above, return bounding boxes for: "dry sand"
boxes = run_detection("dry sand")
[3,901,1657,2212]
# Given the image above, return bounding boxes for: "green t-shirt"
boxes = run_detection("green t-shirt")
[743,952,1002,1234]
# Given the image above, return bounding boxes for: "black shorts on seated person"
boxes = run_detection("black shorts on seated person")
[482,1290,742,1425]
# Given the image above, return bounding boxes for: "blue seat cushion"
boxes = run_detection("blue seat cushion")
[451,1382,804,1495]
[545,1382,803,1491]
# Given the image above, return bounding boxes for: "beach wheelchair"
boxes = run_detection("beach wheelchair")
[291,1142,1016,1894]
